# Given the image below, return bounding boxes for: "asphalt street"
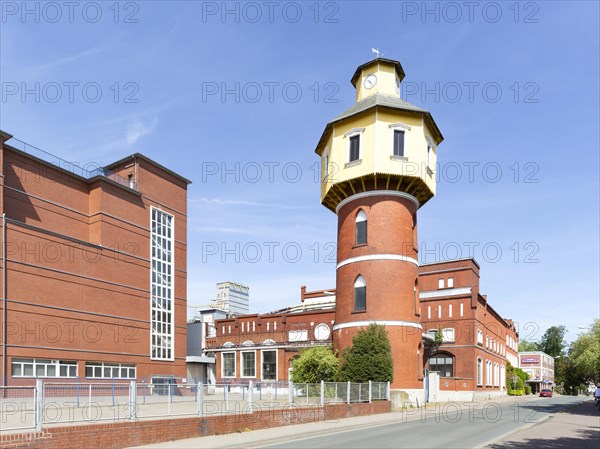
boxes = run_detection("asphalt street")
[256,396,585,449]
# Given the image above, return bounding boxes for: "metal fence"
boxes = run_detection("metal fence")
[0,380,390,433]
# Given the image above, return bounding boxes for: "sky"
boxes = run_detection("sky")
[0,1,598,344]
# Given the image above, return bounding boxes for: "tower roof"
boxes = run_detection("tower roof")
[315,93,443,155]
[350,57,406,87]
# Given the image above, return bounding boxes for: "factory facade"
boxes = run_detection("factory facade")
[0,131,190,386]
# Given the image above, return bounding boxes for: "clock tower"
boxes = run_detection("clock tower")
[314,58,443,396]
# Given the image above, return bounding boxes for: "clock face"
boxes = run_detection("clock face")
[363,74,377,89]
[314,323,331,341]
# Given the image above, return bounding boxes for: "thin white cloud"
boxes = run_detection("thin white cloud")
[126,117,158,145]
[190,197,307,210]
[27,46,106,74]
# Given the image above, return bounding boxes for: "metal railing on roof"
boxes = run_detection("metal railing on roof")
[5,138,136,190]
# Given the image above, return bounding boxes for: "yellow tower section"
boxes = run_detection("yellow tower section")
[315,58,443,212]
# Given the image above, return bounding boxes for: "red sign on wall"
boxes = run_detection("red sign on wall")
[521,356,540,364]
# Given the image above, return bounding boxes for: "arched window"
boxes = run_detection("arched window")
[413,279,419,315]
[429,353,454,378]
[355,210,367,245]
[477,358,483,386]
[354,275,366,311]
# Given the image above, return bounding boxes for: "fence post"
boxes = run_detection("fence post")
[248,380,254,414]
[168,383,172,415]
[386,381,390,401]
[347,381,350,404]
[369,381,372,403]
[224,384,229,411]
[288,381,293,405]
[196,382,203,416]
[129,380,137,420]
[320,380,325,406]
[35,379,43,432]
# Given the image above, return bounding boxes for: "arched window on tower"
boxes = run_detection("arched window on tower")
[355,210,367,245]
[414,279,419,316]
[354,275,366,311]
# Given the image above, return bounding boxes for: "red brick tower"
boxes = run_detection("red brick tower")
[314,58,443,392]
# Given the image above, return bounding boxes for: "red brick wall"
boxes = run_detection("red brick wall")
[335,194,421,390]
[0,402,391,449]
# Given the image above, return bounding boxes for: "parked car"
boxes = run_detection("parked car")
[539,389,553,398]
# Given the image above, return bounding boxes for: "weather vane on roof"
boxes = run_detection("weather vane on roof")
[371,48,384,58]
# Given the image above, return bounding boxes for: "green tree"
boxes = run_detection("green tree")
[290,346,339,383]
[339,324,393,383]
[568,320,600,385]
[518,340,540,352]
[539,325,567,358]
[506,360,529,391]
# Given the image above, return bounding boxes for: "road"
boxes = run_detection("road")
[256,396,585,449]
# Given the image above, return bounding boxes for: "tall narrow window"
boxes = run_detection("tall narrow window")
[242,351,256,378]
[349,135,360,162]
[438,278,444,289]
[323,146,330,181]
[355,210,367,245]
[262,350,277,381]
[427,140,432,167]
[393,130,405,156]
[414,279,419,315]
[222,353,235,378]
[448,277,454,288]
[151,207,174,360]
[477,358,483,385]
[354,276,366,311]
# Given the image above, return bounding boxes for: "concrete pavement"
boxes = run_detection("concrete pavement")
[131,394,578,448]
[485,398,600,449]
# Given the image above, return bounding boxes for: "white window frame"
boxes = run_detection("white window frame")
[448,304,453,318]
[344,128,365,163]
[437,305,442,318]
[477,330,483,345]
[477,358,483,386]
[438,278,444,289]
[261,349,278,381]
[442,328,455,343]
[150,206,175,361]
[427,305,431,319]
[241,350,257,378]
[447,277,454,288]
[389,123,410,159]
[221,352,236,378]
[85,362,136,379]
[12,359,78,378]
[460,303,464,317]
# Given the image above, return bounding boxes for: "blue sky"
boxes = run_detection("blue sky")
[1,1,598,344]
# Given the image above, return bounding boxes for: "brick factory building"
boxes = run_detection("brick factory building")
[0,130,190,386]
[204,259,519,401]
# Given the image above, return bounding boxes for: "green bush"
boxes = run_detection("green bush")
[339,324,393,383]
[290,346,339,383]
[524,385,532,395]
[508,389,525,396]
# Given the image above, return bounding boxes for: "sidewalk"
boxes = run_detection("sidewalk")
[130,394,537,448]
[486,399,600,448]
